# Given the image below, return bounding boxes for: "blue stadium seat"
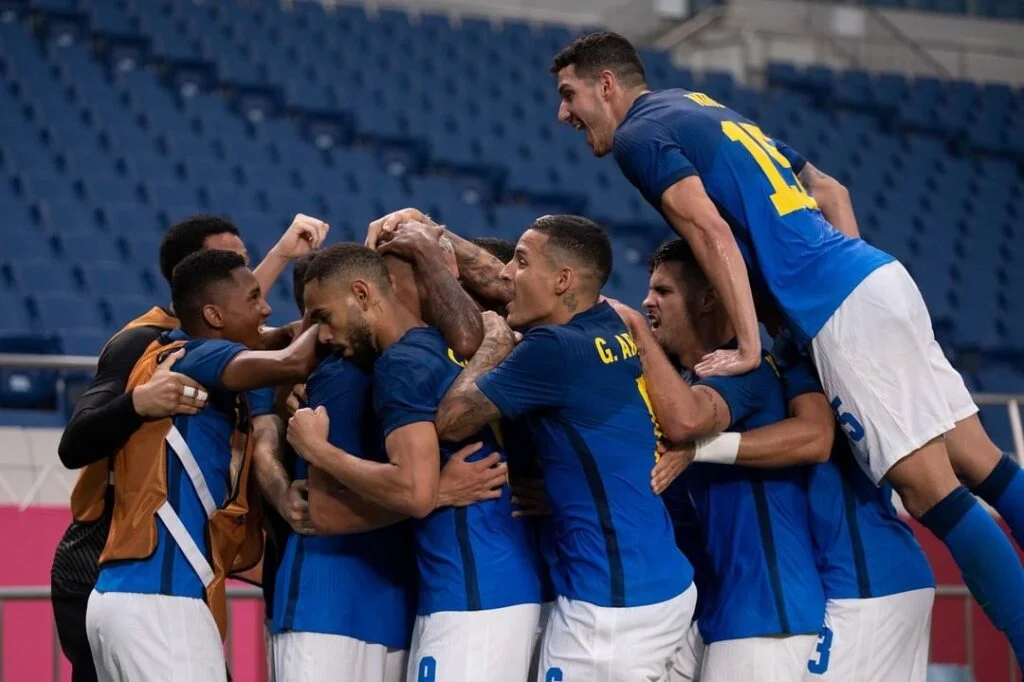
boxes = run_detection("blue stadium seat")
[104,294,154,330]
[33,293,103,331]
[12,258,80,295]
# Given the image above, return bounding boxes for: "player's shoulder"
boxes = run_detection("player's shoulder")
[374,327,447,382]
[308,355,371,402]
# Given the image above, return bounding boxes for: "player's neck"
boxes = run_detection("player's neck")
[613,86,651,125]
[690,313,735,364]
[545,292,599,326]
[376,300,426,351]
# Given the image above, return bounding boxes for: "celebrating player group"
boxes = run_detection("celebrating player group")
[50,31,1024,682]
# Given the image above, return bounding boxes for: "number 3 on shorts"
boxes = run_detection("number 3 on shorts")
[807,626,833,675]
[417,656,436,682]
[830,397,865,443]
[545,668,564,681]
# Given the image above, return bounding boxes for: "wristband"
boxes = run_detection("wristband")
[694,432,741,465]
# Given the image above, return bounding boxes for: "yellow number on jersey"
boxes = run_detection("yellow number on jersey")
[636,376,664,463]
[721,121,818,217]
[685,92,725,108]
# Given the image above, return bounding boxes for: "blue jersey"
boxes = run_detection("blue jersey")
[271,355,416,648]
[772,335,935,600]
[374,327,543,614]
[613,89,893,343]
[97,330,274,599]
[663,349,824,643]
[476,302,692,608]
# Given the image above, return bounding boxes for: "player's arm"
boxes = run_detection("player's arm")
[291,410,440,519]
[252,214,329,297]
[435,312,518,442]
[219,325,320,392]
[613,305,730,442]
[306,441,500,534]
[660,177,761,376]
[252,413,315,535]
[57,329,207,469]
[378,222,485,358]
[798,163,859,238]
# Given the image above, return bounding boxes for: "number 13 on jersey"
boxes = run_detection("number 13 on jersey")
[722,121,818,217]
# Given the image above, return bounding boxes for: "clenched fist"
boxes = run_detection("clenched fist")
[287,406,330,461]
[131,348,209,418]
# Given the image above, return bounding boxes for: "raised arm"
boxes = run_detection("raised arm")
[798,163,859,238]
[660,177,761,377]
[220,325,320,393]
[307,465,407,534]
[378,222,484,358]
[443,229,513,306]
[252,214,329,297]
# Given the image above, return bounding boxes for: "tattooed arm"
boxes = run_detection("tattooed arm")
[379,223,484,358]
[621,309,731,442]
[435,312,515,442]
[798,162,859,238]
[444,230,514,306]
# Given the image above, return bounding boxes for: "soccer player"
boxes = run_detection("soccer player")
[286,243,543,682]
[551,32,1024,661]
[608,240,824,681]
[433,215,696,681]
[52,214,326,682]
[643,240,935,681]
[85,250,320,681]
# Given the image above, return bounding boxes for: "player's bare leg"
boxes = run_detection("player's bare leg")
[886,437,1024,667]
[944,414,1024,551]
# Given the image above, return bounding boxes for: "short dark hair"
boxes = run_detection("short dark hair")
[159,215,241,285]
[551,32,646,88]
[528,215,613,288]
[303,243,391,291]
[648,239,708,294]
[471,237,515,264]
[171,249,247,333]
[292,252,316,314]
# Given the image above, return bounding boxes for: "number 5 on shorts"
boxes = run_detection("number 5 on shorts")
[807,626,833,675]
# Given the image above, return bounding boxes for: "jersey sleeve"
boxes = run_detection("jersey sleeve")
[475,328,568,421]
[613,118,698,201]
[696,365,774,428]
[177,339,248,389]
[247,387,276,418]
[774,139,807,174]
[373,346,439,437]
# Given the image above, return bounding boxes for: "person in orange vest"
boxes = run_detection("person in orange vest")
[52,213,328,682]
[84,248,320,681]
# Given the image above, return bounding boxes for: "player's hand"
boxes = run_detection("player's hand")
[271,214,330,259]
[276,383,306,419]
[281,479,316,535]
[438,442,506,507]
[287,406,330,460]
[366,208,436,249]
[377,220,445,260]
[694,348,761,379]
[651,442,695,495]
[481,310,517,352]
[511,477,551,518]
[601,296,646,334]
[132,349,209,418]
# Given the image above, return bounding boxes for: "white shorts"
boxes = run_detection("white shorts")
[804,588,934,682]
[700,634,817,682]
[272,631,406,682]
[538,584,697,682]
[528,602,555,682]
[666,621,706,682]
[85,590,226,682]
[406,603,541,682]
[811,261,978,484]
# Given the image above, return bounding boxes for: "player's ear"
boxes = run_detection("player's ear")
[599,69,615,98]
[201,304,225,330]
[553,266,574,296]
[350,279,371,310]
[699,285,717,314]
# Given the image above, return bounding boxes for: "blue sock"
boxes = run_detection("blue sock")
[920,486,1024,668]
[972,454,1024,552]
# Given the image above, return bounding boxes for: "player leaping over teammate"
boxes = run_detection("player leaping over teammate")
[550,31,1024,665]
